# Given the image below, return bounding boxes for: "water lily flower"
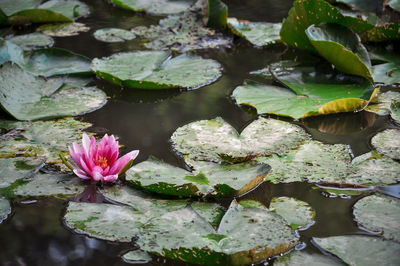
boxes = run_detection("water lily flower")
[65,133,139,183]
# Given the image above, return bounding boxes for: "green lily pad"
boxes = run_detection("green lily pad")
[269,197,315,230]
[0,117,92,164]
[131,3,231,52]
[91,51,221,89]
[171,117,308,163]
[388,0,400,12]
[371,129,400,160]
[0,157,44,189]
[108,0,195,16]
[227,17,281,47]
[274,251,345,266]
[13,172,85,198]
[371,63,400,85]
[365,91,400,116]
[313,236,400,266]
[0,0,41,16]
[93,28,135,43]
[0,39,25,66]
[367,21,400,42]
[233,61,377,119]
[122,250,152,264]
[205,0,228,29]
[0,63,105,121]
[280,0,373,52]
[138,200,297,265]
[7,33,54,50]
[37,22,90,37]
[353,194,400,242]
[0,197,11,223]
[21,47,91,77]
[38,0,90,20]
[391,101,400,123]
[126,156,269,197]
[305,23,372,82]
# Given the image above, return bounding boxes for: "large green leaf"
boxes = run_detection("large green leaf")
[365,91,400,116]
[91,51,222,89]
[280,0,374,52]
[206,0,228,29]
[305,23,372,82]
[108,0,195,15]
[0,63,106,120]
[233,61,377,119]
[371,129,400,160]
[171,117,308,163]
[93,28,135,43]
[388,0,400,12]
[313,236,400,266]
[0,157,44,189]
[0,39,25,66]
[38,0,90,20]
[0,0,41,16]
[274,251,345,266]
[7,33,54,51]
[227,18,281,47]
[353,195,400,242]
[371,63,400,85]
[367,21,400,42]
[0,197,11,224]
[126,156,269,197]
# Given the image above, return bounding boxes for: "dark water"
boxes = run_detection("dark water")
[0,0,399,265]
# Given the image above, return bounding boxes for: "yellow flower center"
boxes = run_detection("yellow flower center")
[95,156,108,169]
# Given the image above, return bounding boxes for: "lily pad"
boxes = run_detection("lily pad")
[391,101,400,123]
[108,0,195,16]
[274,251,345,266]
[137,200,297,265]
[371,129,400,160]
[233,61,377,119]
[365,91,400,116]
[0,39,25,66]
[367,21,400,42]
[37,22,90,37]
[131,3,231,52]
[122,250,152,264]
[227,17,281,47]
[171,117,308,163]
[126,156,269,197]
[371,63,400,85]
[0,63,105,121]
[353,194,400,242]
[0,0,41,16]
[0,197,11,223]
[93,28,135,43]
[0,117,93,164]
[269,197,315,230]
[305,23,372,82]
[91,51,222,89]
[21,47,91,77]
[0,157,44,189]
[38,0,90,20]
[388,0,400,12]
[7,33,54,50]
[13,172,85,198]
[313,236,400,266]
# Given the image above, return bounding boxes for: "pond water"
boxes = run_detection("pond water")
[0,0,399,265]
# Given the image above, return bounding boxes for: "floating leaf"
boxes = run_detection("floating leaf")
[388,0,400,12]
[365,91,400,115]
[91,51,221,89]
[313,236,400,266]
[0,39,25,65]
[274,251,345,266]
[367,21,400,42]
[0,197,11,224]
[93,28,135,43]
[353,194,400,242]
[206,0,228,29]
[0,157,44,189]
[37,22,90,37]
[38,0,90,20]
[334,0,382,13]
[227,17,281,47]
[305,23,372,82]
[0,63,106,120]
[171,117,308,163]
[7,33,54,50]
[371,63,400,85]
[391,101,400,123]
[122,250,152,264]
[269,197,315,230]
[108,0,195,15]
[371,129,400,160]
[233,61,377,119]
[0,0,41,16]
[137,200,297,265]
[131,4,231,52]
[126,156,269,197]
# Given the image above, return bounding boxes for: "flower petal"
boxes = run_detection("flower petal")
[103,174,118,182]
[91,166,104,181]
[82,133,91,157]
[73,169,91,180]
[109,150,139,175]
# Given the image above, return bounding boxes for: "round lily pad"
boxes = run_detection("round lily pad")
[93,28,135,43]
[0,197,11,224]
[313,235,400,266]
[371,129,400,160]
[171,117,308,164]
[125,156,270,197]
[38,0,90,20]
[8,33,54,50]
[37,22,90,37]
[372,63,400,85]
[227,17,281,47]
[0,63,106,121]
[108,0,195,15]
[91,51,222,89]
[0,157,44,189]
[274,251,345,266]
[269,197,315,230]
[353,194,400,242]
[364,91,400,116]
[122,250,152,264]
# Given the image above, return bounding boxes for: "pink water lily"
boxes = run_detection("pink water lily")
[67,133,139,183]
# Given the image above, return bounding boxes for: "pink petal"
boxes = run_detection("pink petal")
[103,174,118,182]
[91,166,104,181]
[109,150,139,175]
[68,145,81,167]
[89,136,97,158]
[79,156,92,174]
[73,169,91,180]
[82,133,91,156]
